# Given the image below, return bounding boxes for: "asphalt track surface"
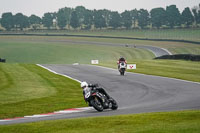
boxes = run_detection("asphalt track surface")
[1,64,200,125]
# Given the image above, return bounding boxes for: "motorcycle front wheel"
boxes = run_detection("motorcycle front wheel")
[120,69,125,76]
[110,98,118,110]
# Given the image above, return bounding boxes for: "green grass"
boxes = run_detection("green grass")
[0,35,199,120]
[0,64,56,104]
[131,60,200,82]
[0,34,199,132]
[168,47,200,55]
[1,36,200,57]
[0,110,200,133]
[0,60,199,119]
[0,63,85,119]
[101,60,200,82]
[0,37,154,63]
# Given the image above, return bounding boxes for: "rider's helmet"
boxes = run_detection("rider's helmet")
[119,56,125,61]
[81,81,88,89]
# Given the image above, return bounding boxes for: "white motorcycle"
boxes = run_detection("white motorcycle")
[119,62,127,75]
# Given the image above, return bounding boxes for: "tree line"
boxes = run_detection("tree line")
[0,4,200,31]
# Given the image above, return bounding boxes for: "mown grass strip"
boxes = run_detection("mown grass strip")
[100,60,200,82]
[0,41,154,63]
[0,60,199,119]
[0,110,199,133]
[1,36,200,57]
[0,63,85,119]
[168,47,200,55]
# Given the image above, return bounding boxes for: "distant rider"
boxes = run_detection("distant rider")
[117,56,127,69]
[81,81,112,103]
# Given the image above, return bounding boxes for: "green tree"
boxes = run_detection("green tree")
[13,13,29,30]
[57,9,67,29]
[150,8,166,28]
[121,10,132,29]
[130,9,138,28]
[138,9,149,29]
[166,5,181,28]
[100,9,111,26]
[42,13,54,29]
[83,9,93,29]
[181,7,194,27]
[29,15,41,30]
[192,8,198,25]
[93,10,106,29]
[57,7,73,29]
[1,12,14,30]
[75,6,86,29]
[192,4,200,25]
[198,10,200,24]
[109,11,121,29]
[70,11,79,29]
[29,15,41,24]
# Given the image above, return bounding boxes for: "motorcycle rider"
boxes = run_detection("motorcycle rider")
[117,56,127,69]
[81,81,112,103]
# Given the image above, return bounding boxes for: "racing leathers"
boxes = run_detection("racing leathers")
[83,84,111,105]
[117,57,127,69]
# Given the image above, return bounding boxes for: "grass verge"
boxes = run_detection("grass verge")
[0,110,200,133]
[0,60,199,119]
[1,36,200,57]
[0,39,154,63]
[100,60,200,82]
[0,63,85,119]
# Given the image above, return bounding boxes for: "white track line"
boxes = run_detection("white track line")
[38,63,200,85]
[37,64,81,83]
[0,65,92,122]
[161,48,172,55]
[1,63,198,122]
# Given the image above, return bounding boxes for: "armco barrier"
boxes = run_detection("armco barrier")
[155,54,200,61]
[0,58,6,63]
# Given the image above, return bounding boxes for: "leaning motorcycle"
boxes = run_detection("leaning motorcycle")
[84,87,118,112]
[119,62,127,76]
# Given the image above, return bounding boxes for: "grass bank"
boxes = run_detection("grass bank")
[0,63,85,119]
[0,110,200,133]
[0,35,199,119]
[1,60,199,119]
[101,60,200,82]
[0,37,154,63]
[0,36,200,57]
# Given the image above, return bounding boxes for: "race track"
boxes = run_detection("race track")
[1,64,200,125]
